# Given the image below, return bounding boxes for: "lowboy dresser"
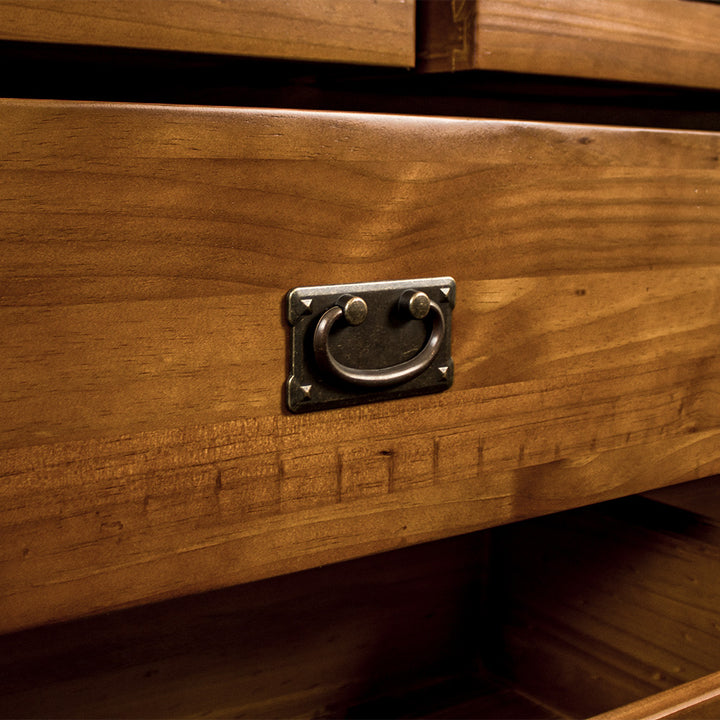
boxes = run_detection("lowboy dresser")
[1,1,720,717]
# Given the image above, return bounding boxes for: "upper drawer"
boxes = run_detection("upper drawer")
[2,99,720,633]
[419,0,720,89]
[0,0,415,66]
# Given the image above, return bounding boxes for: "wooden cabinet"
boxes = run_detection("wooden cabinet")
[1,2,719,718]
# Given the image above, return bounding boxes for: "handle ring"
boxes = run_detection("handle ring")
[313,293,445,388]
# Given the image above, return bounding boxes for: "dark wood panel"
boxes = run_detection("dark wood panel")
[0,533,488,719]
[644,475,720,520]
[418,0,720,89]
[2,101,720,632]
[0,0,414,66]
[492,498,720,716]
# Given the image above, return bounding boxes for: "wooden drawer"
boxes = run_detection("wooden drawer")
[0,0,415,66]
[418,0,720,89]
[0,488,719,718]
[2,99,720,635]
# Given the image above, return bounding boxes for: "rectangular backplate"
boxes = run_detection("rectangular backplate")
[286,277,455,413]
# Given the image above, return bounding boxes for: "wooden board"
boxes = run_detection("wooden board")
[0,0,415,67]
[418,0,720,89]
[590,670,720,720]
[2,100,720,633]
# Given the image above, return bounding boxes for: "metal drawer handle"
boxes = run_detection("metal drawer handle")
[313,290,445,388]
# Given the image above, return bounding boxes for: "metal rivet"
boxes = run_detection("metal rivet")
[399,290,430,319]
[299,298,313,314]
[338,295,368,326]
[438,366,449,380]
[300,384,313,398]
[409,291,430,319]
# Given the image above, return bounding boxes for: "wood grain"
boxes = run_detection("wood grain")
[2,100,720,632]
[492,498,720,716]
[590,670,720,720]
[418,0,720,89]
[0,0,415,67]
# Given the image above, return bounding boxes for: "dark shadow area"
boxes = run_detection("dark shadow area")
[3,39,720,130]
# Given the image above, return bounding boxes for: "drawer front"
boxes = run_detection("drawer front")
[2,99,720,632]
[0,0,415,66]
[418,0,720,89]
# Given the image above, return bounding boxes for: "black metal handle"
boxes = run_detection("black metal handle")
[313,291,445,388]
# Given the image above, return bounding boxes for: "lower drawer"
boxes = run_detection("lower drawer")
[0,484,719,718]
[2,99,720,634]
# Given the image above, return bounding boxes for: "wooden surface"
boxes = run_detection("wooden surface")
[492,498,720,717]
[0,533,489,719]
[0,0,414,67]
[418,0,720,89]
[2,100,720,633]
[589,671,720,720]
